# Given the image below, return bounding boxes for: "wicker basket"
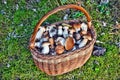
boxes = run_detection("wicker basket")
[29,4,97,76]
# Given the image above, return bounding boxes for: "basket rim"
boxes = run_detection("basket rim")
[29,20,97,60]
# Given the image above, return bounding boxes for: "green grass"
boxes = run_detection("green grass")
[0,0,120,80]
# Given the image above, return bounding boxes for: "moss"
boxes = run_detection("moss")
[0,0,119,80]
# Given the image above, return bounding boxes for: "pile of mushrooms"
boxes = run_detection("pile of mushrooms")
[35,22,92,55]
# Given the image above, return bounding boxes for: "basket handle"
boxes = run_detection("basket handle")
[30,4,91,49]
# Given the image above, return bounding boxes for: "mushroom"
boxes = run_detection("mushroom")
[78,38,88,48]
[74,33,81,40]
[81,23,88,34]
[35,38,45,48]
[42,35,49,42]
[36,27,45,39]
[72,46,76,51]
[58,26,63,36]
[49,27,57,37]
[65,37,75,50]
[73,23,81,32]
[46,25,57,37]
[55,44,64,54]
[49,38,54,48]
[35,42,41,48]
[69,28,75,37]
[81,30,87,35]
[41,42,50,54]
[35,38,48,48]
[62,23,72,28]
[63,26,69,38]
[83,32,92,40]
[56,37,65,46]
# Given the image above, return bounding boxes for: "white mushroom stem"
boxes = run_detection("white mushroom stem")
[42,38,48,41]
[81,23,88,32]
[69,29,75,37]
[49,28,57,37]
[35,39,45,47]
[36,27,45,39]
[69,34,73,37]
[41,43,50,54]
[79,38,88,48]
[72,46,76,51]
[63,27,69,38]
[76,39,82,44]
[49,32,54,37]
[42,46,50,54]
[56,37,65,46]
[35,42,40,48]
[58,26,63,36]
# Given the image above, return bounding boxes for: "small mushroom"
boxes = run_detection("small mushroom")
[55,44,64,54]
[65,37,75,50]
[36,27,45,39]
[81,23,88,33]
[63,26,69,38]
[35,38,45,48]
[56,37,65,46]
[79,38,88,48]
[73,23,81,32]
[58,26,63,36]
[83,32,92,40]
[62,23,72,28]
[69,28,75,37]
[41,42,50,54]
[35,42,41,48]
[49,38,54,48]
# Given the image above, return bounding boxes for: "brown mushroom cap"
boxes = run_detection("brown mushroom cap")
[69,28,76,34]
[73,23,81,30]
[42,42,50,47]
[83,32,92,40]
[65,37,75,50]
[49,38,54,45]
[55,45,64,54]
[81,30,87,35]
